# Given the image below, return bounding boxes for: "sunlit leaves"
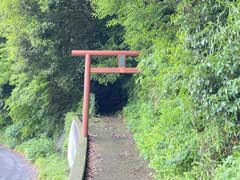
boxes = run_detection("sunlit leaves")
[93,0,240,179]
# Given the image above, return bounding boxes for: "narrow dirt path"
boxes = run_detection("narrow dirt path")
[85,116,154,180]
[0,145,37,180]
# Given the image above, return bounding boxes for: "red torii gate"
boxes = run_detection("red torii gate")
[72,50,140,137]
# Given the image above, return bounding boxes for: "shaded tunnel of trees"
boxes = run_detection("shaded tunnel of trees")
[92,76,131,115]
[1,1,240,179]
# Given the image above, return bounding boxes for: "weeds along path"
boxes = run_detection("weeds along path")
[0,145,37,180]
[85,116,154,180]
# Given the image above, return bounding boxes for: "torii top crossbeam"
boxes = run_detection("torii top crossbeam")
[72,50,140,137]
[72,50,139,56]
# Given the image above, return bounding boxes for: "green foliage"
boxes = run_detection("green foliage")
[0,39,12,128]
[0,0,125,142]
[4,121,25,148]
[35,153,68,180]
[89,93,96,117]
[1,0,240,179]
[93,0,240,179]
[213,149,240,180]
[0,113,10,128]
[16,136,54,161]
[91,0,176,50]
[0,0,119,147]
[14,135,68,179]
[0,36,10,83]
[0,0,121,179]
[5,76,50,139]
[0,128,6,144]
[75,93,96,116]
[125,96,195,180]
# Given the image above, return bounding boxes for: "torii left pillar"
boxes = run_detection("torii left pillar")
[72,50,140,137]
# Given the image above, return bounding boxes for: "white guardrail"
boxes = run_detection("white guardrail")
[68,120,79,168]
[68,117,88,180]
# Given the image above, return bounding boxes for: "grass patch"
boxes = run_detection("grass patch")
[15,136,69,180]
[35,153,68,180]
[0,112,79,179]
[0,128,5,144]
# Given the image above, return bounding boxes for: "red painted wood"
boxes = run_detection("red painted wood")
[72,50,140,57]
[91,67,139,74]
[72,50,140,137]
[82,54,91,137]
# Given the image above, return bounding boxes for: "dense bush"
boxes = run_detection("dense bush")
[0,0,115,142]
[0,0,123,179]
[1,0,240,179]
[213,149,240,180]
[93,0,240,179]
[35,153,68,180]
[0,0,118,178]
[4,122,25,148]
[16,136,54,161]
[13,135,69,179]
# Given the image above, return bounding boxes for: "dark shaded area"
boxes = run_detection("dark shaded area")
[0,84,14,97]
[0,84,14,127]
[0,37,6,43]
[92,77,131,115]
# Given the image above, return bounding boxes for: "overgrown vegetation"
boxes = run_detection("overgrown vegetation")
[0,0,117,179]
[92,0,240,179]
[1,0,240,179]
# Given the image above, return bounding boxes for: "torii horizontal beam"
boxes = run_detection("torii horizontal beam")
[72,50,139,57]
